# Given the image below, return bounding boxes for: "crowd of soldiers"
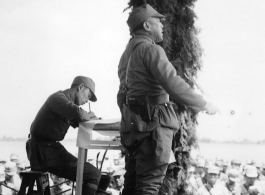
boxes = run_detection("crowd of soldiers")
[187,156,265,195]
[2,152,265,195]
[0,152,125,195]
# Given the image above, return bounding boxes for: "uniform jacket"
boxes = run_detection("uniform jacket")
[117,33,206,114]
[5,174,21,192]
[0,182,13,195]
[27,89,91,170]
[198,183,230,195]
[236,183,265,195]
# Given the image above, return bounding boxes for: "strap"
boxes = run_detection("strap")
[125,42,143,86]
[205,184,213,195]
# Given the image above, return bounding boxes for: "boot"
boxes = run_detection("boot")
[82,182,98,195]
[96,188,112,195]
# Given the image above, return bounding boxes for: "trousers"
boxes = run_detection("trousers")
[120,103,178,195]
[26,139,101,195]
[46,163,101,195]
[121,126,173,195]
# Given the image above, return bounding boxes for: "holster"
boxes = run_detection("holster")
[126,96,152,122]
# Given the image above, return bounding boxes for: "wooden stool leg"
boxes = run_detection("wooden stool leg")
[18,176,30,195]
[27,177,36,195]
[19,171,51,195]
[36,177,44,195]
[36,173,50,195]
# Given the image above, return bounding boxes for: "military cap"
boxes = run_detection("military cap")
[127,4,165,31]
[0,156,7,163]
[244,165,258,178]
[196,159,206,168]
[205,160,214,169]
[254,161,263,169]
[10,153,19,161]
[223,160,229,166]
[72,76,97,102]
[215,160,224,167]
[246,159,255,165]
[231,159,241,165]
[228,169,240,182]
[207,166,220,174]
[53,176,65,184]
[16,160,25,169]
[113,168,125,177]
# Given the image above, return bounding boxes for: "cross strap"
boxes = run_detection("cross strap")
[125,42,144,86]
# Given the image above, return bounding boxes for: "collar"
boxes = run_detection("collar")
[132,33,156,45]
[206,182,217,190]
[226,183,235,192]
[241,184,249,194]
[63,89,74,103]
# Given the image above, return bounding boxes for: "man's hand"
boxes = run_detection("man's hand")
[87,111,98,120]
[203,101,219,115]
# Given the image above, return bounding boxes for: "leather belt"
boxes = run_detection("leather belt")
[28,134,56,142]
[126,94,169,106]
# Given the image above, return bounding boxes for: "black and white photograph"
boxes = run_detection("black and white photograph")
[0,0,265,194]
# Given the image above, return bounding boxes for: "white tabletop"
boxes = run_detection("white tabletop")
[76,119,120,148]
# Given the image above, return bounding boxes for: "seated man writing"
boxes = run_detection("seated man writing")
[26,76,101,195]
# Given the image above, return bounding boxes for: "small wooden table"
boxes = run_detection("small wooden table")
[75,119,122,195]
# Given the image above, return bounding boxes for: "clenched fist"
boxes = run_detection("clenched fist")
[203,101,219,115]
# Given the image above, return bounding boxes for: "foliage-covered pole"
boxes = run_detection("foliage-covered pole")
[125,0,203,194]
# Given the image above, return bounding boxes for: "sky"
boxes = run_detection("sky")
[0,0,265,141]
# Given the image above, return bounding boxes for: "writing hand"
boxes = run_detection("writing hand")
[87,112,98,120]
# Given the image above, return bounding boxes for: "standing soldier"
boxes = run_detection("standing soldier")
[117,4,219,195]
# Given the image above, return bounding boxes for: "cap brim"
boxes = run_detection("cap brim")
[5,171,16,176]
[245,173,258,178]
[152,13,165,18]
[113,170,125,176]
[89,90,97,102]
[208,172,219,174]
[229,177,240,182]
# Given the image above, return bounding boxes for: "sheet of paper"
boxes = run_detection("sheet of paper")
[76,119,120,148]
